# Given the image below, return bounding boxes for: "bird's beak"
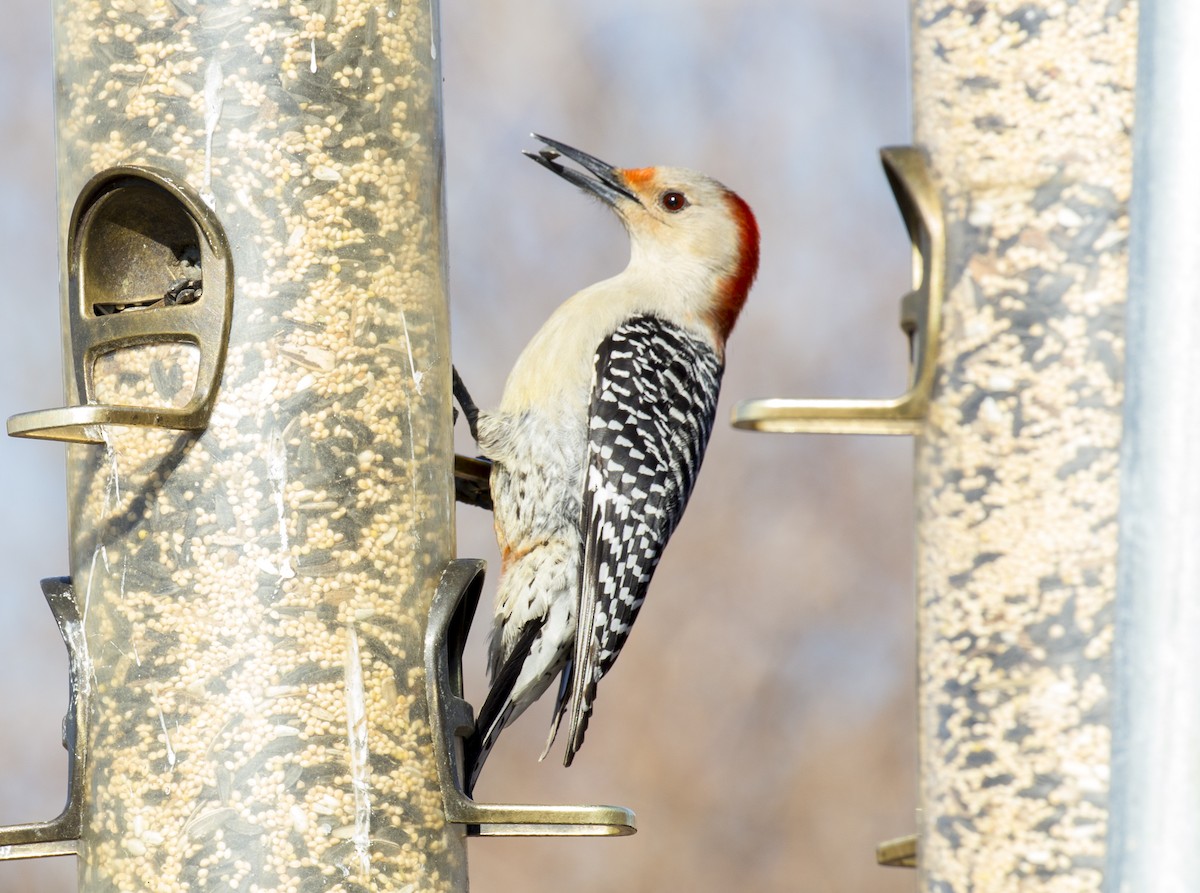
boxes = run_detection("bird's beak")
[524,134,642,208]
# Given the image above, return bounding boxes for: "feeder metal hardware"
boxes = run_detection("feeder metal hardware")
[731,145,944,435]
[0,578,89,860]
[426,559,636,836]
[7,166,233,444]
[876,834,918,868]
[453,454,493,510]
[732,146,938,867]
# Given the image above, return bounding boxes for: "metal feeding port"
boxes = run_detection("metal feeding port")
[7,165,232,444]
[731,146,943,436]
[0,578,90,860]
[83,180,203,317]
[729,145,944,869]
[426,560,636,837]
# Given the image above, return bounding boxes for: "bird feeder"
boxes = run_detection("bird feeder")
[4,1,462,889]
[735,2,1136,888]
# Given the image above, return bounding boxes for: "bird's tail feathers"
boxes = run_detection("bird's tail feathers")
[564,600,601,766]
[563,676,598,767]
[462,710,505,798]
[539,660,573,762]
[463,617,543,795]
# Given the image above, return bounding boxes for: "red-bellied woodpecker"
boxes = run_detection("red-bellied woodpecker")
[455,135,759,793]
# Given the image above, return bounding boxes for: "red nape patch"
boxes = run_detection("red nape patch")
[708,191,760,342]
[619,167,657,189]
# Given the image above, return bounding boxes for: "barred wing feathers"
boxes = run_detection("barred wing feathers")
[563,315,723,763]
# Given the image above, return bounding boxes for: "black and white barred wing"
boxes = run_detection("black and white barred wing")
[564,315,724,763]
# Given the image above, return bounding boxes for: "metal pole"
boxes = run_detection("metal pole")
[38,2,464,889]
[911,1,1136,889]
[1107,2,1200,889]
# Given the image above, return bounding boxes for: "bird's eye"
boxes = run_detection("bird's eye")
[660,191,688,213]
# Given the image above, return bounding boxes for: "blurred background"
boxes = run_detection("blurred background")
[0,0,914,890]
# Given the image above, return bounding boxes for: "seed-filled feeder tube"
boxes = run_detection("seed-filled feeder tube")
[47,1,462,890]
[911,2,1135,889]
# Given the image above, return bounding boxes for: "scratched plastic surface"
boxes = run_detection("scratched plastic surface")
[55,1,462,890]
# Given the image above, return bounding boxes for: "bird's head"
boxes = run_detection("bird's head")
[526,134,759,342]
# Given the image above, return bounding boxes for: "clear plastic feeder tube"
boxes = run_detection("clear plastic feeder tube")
[911,2,1136,890]
[53,1,462,890]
